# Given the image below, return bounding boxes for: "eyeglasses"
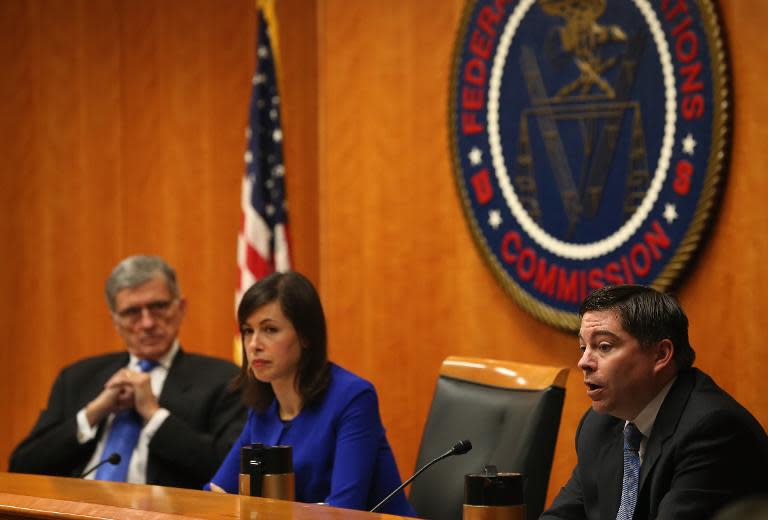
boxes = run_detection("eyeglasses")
[114,299,177,323]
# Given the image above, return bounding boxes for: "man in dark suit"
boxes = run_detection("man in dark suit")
[9,255,246,489]
[541,285,768,520]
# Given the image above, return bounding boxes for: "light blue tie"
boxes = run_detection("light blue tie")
[94,359,158,482]
[616,422,642,520]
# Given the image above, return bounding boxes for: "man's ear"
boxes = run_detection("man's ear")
[110,312,121,332]
[177,297,188,318]
[654,338,675,372]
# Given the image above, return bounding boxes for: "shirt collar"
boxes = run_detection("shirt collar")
[129,339,179,370]
[629,376,676,437]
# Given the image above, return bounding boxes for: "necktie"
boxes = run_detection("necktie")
[616,422,642,520]
[94,359,159,482]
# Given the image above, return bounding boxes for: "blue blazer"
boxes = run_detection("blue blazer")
[209,363,416,517]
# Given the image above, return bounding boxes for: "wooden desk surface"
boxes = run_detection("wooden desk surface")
[0,472,409,519]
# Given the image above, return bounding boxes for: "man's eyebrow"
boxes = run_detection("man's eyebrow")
[578,329,621,342]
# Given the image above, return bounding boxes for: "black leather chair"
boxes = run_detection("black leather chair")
[408,356,568,520]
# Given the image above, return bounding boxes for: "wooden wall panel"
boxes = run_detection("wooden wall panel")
[315,0,581,503]
[0,0,258,469]
[1,0,765,513]
[315,0,766,508]
[681,1,768,432]
[278,0,319,284]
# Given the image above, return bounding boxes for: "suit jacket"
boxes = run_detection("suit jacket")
[9,349,246,489]
[541,368,768,520]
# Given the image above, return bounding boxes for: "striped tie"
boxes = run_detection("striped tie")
[94,359,159,482]
[616,422,642,520]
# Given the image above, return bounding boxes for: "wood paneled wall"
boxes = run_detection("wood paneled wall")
[1,0,765,510]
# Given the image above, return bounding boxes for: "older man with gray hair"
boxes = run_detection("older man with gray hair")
[10,255,246,489]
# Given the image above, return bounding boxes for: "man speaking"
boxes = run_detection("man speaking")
[541,285,768,519]
[9,255,246,489]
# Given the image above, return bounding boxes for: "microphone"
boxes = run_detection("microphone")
[370,439,472,513]
[79,452,121,479]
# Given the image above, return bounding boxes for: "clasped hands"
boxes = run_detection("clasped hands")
[85,368,159,427]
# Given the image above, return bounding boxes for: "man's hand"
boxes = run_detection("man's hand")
[125,370,160,421]
[209,482,227,493]
[84,383,122,427]
[85,367,160,426]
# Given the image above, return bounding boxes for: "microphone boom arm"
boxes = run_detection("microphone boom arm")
[370,439,471,513]
[79,452,121,479]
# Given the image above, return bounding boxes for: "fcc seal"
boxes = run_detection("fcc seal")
[450,0,730,330]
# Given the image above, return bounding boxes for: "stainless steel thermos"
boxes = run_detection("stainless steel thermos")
[463,466,525,520]
[238,443,295,501]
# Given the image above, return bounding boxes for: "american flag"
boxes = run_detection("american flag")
[236,2,290,311]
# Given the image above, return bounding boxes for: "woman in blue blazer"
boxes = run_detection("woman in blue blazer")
[206,271,415,517]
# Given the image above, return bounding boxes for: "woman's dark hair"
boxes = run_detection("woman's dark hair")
[233,271,331,412]
[579,284,696,370]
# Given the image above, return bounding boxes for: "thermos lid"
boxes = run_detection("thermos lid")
[464,466,524,506]
[240,443,293,475]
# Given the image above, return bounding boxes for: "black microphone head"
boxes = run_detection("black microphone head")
[452,439,472,455]
[107,453,121,465]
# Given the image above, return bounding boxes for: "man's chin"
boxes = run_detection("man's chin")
[591,401,633,421]
[130,342,171,359]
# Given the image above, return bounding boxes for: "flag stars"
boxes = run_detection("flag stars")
[663,203,678,224]
[682,133,697,155]
[244,150,253,164]
[488,209,502,229]
[240,15,289,271]
[469,147,483,166]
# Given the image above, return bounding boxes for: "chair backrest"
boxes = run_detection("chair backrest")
[408,356,568,520]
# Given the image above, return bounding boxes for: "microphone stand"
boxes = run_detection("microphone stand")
[370,440,472,513]
[79,453,121,479]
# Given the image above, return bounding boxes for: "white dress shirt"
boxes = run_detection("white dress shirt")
[627,376,676,464]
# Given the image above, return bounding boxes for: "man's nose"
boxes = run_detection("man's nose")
[577,348,595,371]
[137,308,156,327]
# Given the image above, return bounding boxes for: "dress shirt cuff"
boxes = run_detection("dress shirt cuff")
[142,408,170,439]
[76,408,99,444]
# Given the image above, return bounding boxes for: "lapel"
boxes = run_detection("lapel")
[158,348,194,409]
[598,419,626,519]
[89,354,130,396]
[638,369,696,491]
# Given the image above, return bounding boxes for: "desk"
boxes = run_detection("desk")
[0,472,409,519]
